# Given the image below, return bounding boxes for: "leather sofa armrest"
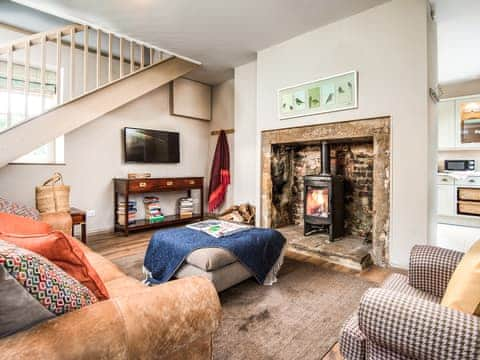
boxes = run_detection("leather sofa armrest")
[114,276,222,357]
[0,277,221,360]
[39,212,72,235]
[358,288,480,360]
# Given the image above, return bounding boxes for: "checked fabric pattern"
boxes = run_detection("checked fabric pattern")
[339,313,366,360]
[366,342,411,360]
[0,240,97,315]
[0,197,40,220]
[382,273,440,303]
[358,288,480,360]
[409,245,463,297]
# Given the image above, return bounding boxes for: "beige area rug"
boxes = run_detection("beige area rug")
[110,254,373,360]
[215,259,373,360]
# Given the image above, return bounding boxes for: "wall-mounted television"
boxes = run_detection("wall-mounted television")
[124,127,180,163]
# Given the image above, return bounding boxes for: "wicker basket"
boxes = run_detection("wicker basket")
[35,172,70,213]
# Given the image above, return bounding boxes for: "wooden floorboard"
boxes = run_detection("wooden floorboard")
[87,231,395,360]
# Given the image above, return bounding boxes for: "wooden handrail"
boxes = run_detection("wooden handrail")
[0,24,79,54]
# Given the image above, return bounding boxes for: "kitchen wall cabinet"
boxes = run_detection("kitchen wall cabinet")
[438,100,455,149]
[455,96,480,148]
[438,95,480,149]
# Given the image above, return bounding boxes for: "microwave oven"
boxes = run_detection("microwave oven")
[444,160,475,171]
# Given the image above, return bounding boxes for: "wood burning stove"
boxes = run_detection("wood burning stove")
[304,142,344,240]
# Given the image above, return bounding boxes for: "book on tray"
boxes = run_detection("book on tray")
[187,220,251,238]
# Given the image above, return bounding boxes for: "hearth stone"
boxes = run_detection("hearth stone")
[279,225,372,271]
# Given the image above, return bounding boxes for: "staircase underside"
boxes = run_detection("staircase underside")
[0,57,199,167]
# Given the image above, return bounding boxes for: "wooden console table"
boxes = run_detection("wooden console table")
[113,177,204,235]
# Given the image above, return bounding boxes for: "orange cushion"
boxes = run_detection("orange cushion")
[0,231,109,300]
[0,212,52,235]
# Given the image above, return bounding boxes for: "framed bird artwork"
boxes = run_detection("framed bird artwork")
[277,70,357,120]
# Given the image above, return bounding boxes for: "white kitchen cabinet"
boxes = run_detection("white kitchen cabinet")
[437,223,480,252]
[455,96,480,148]
[438,100,456,149]
[437,184,456,216]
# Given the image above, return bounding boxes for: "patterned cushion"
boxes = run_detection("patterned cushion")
[0,197,40,220]
[382,273,440,303]
[0,240,97,316]
[339,313,366,360]
[409,245,464,298]
[358,288,480,360]
[1,231,110,300]
[0,265,54,338]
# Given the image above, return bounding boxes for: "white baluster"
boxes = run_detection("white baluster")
[108,33,112,82]
[6,45,12,127]
[96,29,101,88]
[69,27,75,100]
[56,31,61,106]
[40,34,46,112]
[130,41,134,73]
[24,40,30,119]
[119,37,124,77]
[83,25,88,94]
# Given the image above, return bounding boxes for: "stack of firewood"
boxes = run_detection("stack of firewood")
[218,203,256,225]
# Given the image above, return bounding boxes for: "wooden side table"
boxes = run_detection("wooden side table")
[70,207,87,243]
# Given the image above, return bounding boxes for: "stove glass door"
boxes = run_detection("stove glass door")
[305,186,329,218]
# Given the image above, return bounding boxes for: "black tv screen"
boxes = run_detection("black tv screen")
[124,127,180,163]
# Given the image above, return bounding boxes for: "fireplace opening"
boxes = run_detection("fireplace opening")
[264,117,390,267]
[270,138,374,242]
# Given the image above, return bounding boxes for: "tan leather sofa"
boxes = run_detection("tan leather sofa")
[0,240,222,360]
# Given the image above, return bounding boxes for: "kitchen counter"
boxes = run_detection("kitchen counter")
[438,171,480,178]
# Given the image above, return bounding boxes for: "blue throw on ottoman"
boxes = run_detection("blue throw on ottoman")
[143,227,286,286]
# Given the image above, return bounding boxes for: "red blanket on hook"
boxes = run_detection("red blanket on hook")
[208,130,230,212]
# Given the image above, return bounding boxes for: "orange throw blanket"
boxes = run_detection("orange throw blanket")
[208,130,230,212]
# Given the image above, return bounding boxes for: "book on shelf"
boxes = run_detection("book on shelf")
[116,209,137,214]
[117,217,136,226]
[178,197,195,217]
[143,196,164,220]
[117,200,137,225]
[179,212,193,219]
[148,215,165,223]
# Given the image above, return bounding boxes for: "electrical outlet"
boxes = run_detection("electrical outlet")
[86,210,96,217]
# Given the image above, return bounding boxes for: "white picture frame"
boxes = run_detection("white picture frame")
[278,70,358,120]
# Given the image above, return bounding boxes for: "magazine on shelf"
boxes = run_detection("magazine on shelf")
[186,220,251,238]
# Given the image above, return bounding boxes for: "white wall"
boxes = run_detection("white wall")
[234,0,434,267]
[208,78,235,213]
[233,61,257,205]
[0,85,211,233]
[0,27,236,232]
[427,2,439,245]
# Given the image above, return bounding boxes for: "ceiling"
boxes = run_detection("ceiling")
[432,0,480,85]
[8,0,389,84]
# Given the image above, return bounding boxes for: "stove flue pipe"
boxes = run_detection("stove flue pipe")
[321,141,330,175]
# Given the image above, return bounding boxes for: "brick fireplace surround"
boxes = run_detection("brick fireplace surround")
[261,117,391,266]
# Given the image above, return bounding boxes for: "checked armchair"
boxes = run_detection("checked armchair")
[340,245,480,360]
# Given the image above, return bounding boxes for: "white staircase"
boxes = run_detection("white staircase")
[0,23,200,167]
